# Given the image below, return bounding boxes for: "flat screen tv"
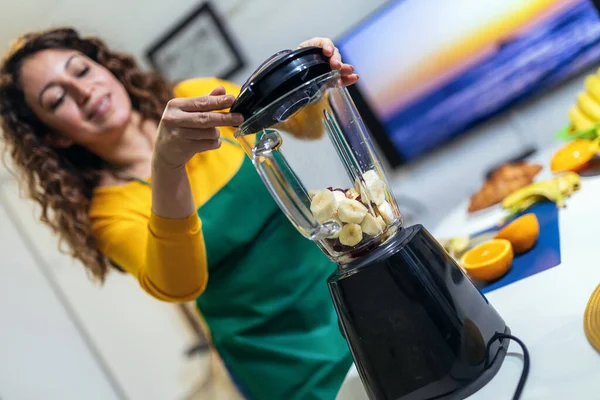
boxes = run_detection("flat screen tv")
[336,0,600,167]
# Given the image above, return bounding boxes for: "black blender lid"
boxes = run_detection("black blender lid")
[230,46,333,126]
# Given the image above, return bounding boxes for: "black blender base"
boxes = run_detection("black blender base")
[328,224,510,400]
[448,326,510,400]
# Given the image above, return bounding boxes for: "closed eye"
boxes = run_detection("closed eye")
[50,94,66,110]
[77,66,90,77]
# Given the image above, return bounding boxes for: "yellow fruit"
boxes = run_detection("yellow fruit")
[585,75,600,103]
[557,171,582,194]
[501,182,563,209]
[577,93,600,121]
[551,139,599,173]
[495,214,539,254]
[570,106,595,131]
[460,239,513,282]
[500,172,581,212]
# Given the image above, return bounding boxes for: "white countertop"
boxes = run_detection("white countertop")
[337,144,600,399]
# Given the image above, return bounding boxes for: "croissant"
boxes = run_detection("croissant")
[468,162,542,213]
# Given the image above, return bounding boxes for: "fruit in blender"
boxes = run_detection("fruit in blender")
[362,170,379,183]
[332,190,347,209]
[308,169,395,249]
[310,189,337,222]
[345,189,360,200]
[338,199,368,224]
[376,201,395,224]
[339,223,363,246]
[365,179,387,205]
[361,213,383,236]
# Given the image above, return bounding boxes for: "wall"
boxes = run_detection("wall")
[0,195,122,400]
[0,0,389,78]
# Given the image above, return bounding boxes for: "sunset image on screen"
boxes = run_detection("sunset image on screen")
[338,0,600,160]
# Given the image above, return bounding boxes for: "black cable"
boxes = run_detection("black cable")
[485,332,530,400]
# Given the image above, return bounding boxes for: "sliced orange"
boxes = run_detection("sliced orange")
[460,239,513,282]
[550,139,600,173]
[495,213,540,254]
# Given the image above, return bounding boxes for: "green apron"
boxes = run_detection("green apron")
[193,152,352,399]
[128,148,352,398]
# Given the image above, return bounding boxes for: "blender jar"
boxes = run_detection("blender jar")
[231,47,402,263]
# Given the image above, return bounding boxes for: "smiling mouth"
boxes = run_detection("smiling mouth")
[88,94,111,121]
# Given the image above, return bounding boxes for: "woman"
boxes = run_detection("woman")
[0,28,359,399]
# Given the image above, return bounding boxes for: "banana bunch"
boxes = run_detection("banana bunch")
[570,72,600,132]
[501,172,581,219]
[309,170,395,247]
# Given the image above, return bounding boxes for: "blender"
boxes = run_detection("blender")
[231,47,511,400]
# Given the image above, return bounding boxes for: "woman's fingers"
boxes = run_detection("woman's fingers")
[297,37,359,86]
[172,93,236,112]
[341,74,360,86]
[191,137,222,152]
[298,37,334,52]
[340,63,354,76]
[329,47,343,70]
[209,85,226,96]
[169,109,243,128]
[174,126,221,140]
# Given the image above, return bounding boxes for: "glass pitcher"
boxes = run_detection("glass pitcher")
[231,47,402,263]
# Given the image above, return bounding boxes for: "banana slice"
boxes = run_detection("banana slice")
[361,213,383,236]
[345,189,360,200]
[332,190,347,210]
[377,201,395,224]
[310,189,337,222]
[338,199,368,224]
[362,170,379,183]
[376,215,387,229]
[366,179,387,205]
[308,190,319,200]
[339,223,363,246]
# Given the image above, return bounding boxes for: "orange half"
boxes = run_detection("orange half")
[550,139,598,173]
[495,213,539,254]
[460,239,513,282]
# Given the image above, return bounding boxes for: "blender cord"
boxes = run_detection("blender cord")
[486,332,530,400]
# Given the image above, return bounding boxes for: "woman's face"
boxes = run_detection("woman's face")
[19,48,132,147]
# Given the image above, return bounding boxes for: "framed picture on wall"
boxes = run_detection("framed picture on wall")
[146,2,245,82]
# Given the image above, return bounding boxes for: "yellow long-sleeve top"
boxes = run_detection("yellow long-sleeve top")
[89,77,244,302]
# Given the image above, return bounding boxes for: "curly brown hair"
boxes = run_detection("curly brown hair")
[0,27,173,282]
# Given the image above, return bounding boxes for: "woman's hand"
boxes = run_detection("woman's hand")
[153,86,244,170]
[151,86,244,219]
[297,37,359,86]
